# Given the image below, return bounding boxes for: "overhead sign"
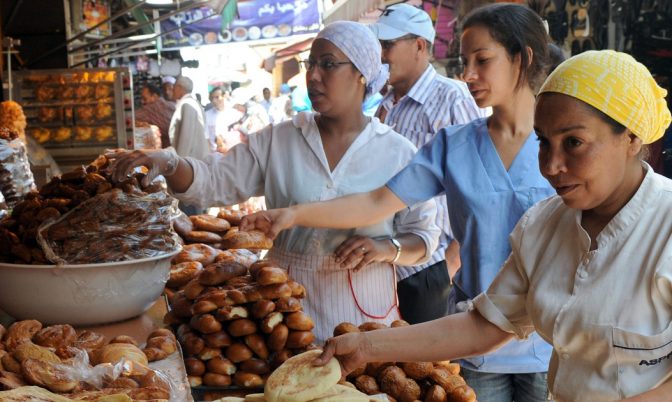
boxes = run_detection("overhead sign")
[161,0,321,49]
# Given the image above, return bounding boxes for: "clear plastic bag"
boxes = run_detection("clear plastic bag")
[36,187,180,264]
[0,137,36,209]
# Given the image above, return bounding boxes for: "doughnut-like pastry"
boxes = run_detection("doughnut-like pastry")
[148,328,176,341]
[216,248,259,267]
[146,336,177,355]
[33,325,77,349]
[221,228,273,250]
[72,330,105,352]
[256,267,288,286]
[167,261,203,288]
[261,312,284,334]
[143,347,168,362]
[172,213,194,238]
[173,243,218,265]
[259,283,292,300]
[190,214,232,232]
[184,230,222,244]
[22,358,79,393]
[217,209,245,226]
[183,278,206,300]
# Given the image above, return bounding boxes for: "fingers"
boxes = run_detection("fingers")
[313,339,337,366]
[353,252,374,272]
[334,236,366,263]
[239,212,272,233]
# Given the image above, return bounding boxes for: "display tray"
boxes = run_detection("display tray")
[0,296,194,402]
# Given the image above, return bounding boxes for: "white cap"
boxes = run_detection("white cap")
[161,76,176,85]
[370,4,435,44]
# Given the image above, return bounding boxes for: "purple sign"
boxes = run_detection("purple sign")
[161,0,321,49]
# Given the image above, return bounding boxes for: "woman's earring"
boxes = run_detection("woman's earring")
[360,76,366,85]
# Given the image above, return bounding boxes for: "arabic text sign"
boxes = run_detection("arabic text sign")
[161,0,320,49]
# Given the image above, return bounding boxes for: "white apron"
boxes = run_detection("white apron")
[267,248,400,344]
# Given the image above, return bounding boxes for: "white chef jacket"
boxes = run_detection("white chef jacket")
[473,163,672,402]
[175,112,440,340]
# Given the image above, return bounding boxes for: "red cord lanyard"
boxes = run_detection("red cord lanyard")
[347,265,399,320]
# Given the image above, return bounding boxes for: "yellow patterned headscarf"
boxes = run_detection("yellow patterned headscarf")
[539,50,671,144]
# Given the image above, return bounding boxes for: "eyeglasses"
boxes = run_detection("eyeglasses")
[300,59,353,72]
[379,35,418,51]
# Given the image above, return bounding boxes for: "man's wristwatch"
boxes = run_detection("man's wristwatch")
[390,238,402,264]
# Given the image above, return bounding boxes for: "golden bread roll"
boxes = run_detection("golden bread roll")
[221,228,273,250]
[226,343,253,363]
[185,357,206,376]
[378,365,407,398]
[284,312,314,331]
[261,312,284,334]
[207,356,237,375]
[287,280,307,298]
[390,320,410,328]
[240,357,271,375]
[191,214,232,232]
[396,378,421,402]
[285,331,315,349]
[181,333,205,356]
[173,243,218,265]
[244,334,269,360]
[188,375,203,387]
[198,346,223,361]
[72,330,105,352]
[228,319,258,337]
[92,343,148,366]
[400,361,434,380]
[249,259,276,277]
[215,305,249,322]
[32,325,76,349]
[354,374,379,395]
[358,322,387,332]
[12,343,61,364]
[170,291,194,318]
[199,260,248,286]
[172,213,194,238]
[183,278,206,300]
[424,384,448,402]
[275,297,302,313]
[267,324,289,352]
[256,267,289,286]
[203,331,232,348]
[251,299,276,319]
[235,371,264,388]
[143,347,168,362]
[217,249,259,267]
[148,328,175,341]
[203,372,232,387]
[449,385,477,402]
[5,320,42,351]
[109,335,138,346]
[333,322,360,337]
[264,350,341,402]
[190,314,222,334]
[259,283,292,300]
[146,335,177,355]
[191,300,218,315]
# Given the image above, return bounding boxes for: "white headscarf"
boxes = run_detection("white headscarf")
[316,21,389,100]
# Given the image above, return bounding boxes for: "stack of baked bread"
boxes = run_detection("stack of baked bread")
[163,246,315,390]
[332,321,476,402]
[0,154,178,264]
[0,319,177,400]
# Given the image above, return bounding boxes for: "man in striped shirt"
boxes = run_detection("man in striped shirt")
[371,3,486,324]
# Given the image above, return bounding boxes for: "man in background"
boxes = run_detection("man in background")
[205,86,243,153]
[371,3,486,324]
[161,76,176,102]
[135,83,176,148]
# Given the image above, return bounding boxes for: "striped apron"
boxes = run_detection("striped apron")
[267,248,400,344]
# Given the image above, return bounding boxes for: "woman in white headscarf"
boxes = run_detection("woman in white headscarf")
[108,21,440,343]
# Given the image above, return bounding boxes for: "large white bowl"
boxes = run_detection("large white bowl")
[0,249,180,325]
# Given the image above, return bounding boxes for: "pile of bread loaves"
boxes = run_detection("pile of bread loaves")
[0,319,176,400]
[330,321,477,402]
[172,211,272,250]
[163,242,315,389]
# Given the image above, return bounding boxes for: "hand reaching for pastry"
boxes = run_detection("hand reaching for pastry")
[105,147,181,187]
[313,332,370,379]
[334,236,395,271]
[239,208,296,240]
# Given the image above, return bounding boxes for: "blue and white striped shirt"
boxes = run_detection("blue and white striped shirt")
[378,65,487,279]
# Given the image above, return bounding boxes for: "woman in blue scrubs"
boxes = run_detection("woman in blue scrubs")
[242,4,556,401]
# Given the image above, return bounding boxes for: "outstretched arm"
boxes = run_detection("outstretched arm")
[240,186,407,238]
[314,310,513,375]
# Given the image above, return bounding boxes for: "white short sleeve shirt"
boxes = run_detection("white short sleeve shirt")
[474,164,672,401]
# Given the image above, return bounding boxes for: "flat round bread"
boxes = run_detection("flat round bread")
[310,384,370,401]
[244,393,267,402]
[264,350,341,402]
[222,228,273,250]
[191,214,232,232]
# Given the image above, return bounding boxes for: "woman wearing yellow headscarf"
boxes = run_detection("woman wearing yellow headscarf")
[300,50,672,402]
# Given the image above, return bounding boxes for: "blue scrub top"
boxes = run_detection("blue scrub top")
[387,117,555,373]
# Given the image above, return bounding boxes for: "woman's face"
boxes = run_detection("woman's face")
[535,93,642,212]
[306,38,364,116]
[460,25,522,108]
